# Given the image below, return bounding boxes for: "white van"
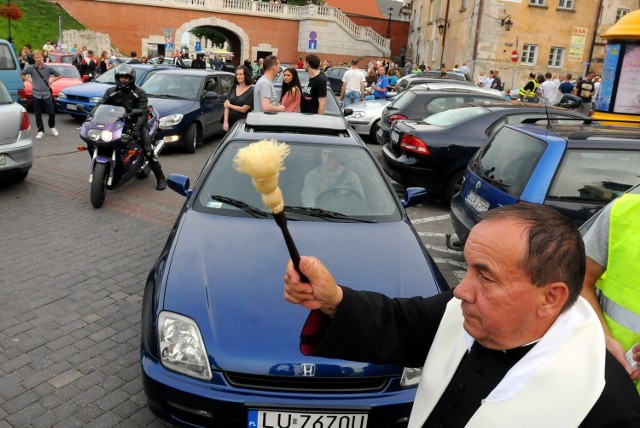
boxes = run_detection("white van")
[0,39,25,103]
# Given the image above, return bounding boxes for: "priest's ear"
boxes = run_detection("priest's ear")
[538,282,569,318]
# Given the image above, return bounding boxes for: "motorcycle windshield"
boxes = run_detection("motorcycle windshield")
[91,105,127,122]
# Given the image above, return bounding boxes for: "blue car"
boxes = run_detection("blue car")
[141,112,448,427]
[55,64,175,120]
[450,124,640,246]
[141,69,235,153]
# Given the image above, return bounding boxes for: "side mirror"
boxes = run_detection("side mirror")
[204,91,219,100]
[401,187,428,208]
[343,108,353,116]
[167,174,192,197]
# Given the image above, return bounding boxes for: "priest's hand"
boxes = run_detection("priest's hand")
[284,256,343,317]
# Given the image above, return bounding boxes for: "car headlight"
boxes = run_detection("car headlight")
[89,96,102,103]
[400,367,422,387]
[57,92,67,100]
[159,114,184,128]
[158,311,212,380]
[348,111,366,119]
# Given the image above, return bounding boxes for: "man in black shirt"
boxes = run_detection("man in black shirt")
[300,53,327,114]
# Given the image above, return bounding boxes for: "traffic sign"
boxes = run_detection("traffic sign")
[309,31,318,40]
[308,40,317,50]
[511,50,518,62]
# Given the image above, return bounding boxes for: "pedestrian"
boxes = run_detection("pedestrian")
[518,72,538,103]
[279,67,302,112]
[128,51,141,64]
[69,43,77,54]
[365,65,389,100]
[582,193,640,393]
[42,39,55,52]
[573,71,595,115]
[99,50,111,75]
[592,74,602,105]
[340,59,365,109]
[211,54,223,70]
[490,70,502,91]
[252,55,285,113]
[483,70,494,90]
[459,62,471,81]
[41,50,52,63]
[559,73,574,94]
[540,71,559,105]
[223,65,254,131]
[400,46,406,67]
[283,203,640,426]
[20,44,35,70]
[301,54,327,114]
[21,50,61,139]
[72,51,84,73]
[80,50,98,79]
[191,52,206,69]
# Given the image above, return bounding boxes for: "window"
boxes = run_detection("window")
[460,0,468,11]
[548,47,565,67]
[521,44,538,64]
[529,0,546,5]
[558,0,574,9]
[616,8,630,22]
[431,39,438,62]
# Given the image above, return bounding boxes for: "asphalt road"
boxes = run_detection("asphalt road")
[0,112,465,427]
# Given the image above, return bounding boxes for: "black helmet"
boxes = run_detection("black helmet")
[114,64,136,90]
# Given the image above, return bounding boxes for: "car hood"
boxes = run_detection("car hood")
[60,81,113,97]
[348,99,391,113]
[147,96,198,116]
[162,211,441,375]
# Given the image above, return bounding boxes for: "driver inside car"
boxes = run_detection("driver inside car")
[301,148,365,212]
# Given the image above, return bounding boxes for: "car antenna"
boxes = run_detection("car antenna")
[543,98,552,130]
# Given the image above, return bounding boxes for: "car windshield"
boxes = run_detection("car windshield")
[424,106,489,126]
[142,74,202,100]
[50,65,81,78]
[194,141,401,222]
[89,105,127,121]
[471,127,547,197]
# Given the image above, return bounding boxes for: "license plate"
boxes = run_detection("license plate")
[67,104,77,110]
[465,190,490,212]
[0,154,5,166]
[247,409,368,428]
[391,131,399,143]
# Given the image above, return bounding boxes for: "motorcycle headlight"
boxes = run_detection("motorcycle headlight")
[87,129,101,141]
[100,130,113,142]
[159,114,184,128]
[158,311,212,381]
[400,367,422,388]
[89,97,102,103]
[57,92,67,100]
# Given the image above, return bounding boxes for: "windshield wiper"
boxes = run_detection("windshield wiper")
[284,205,376,223]
[481,175,512,192]
[211,195,268,218]
[150,93,185,99]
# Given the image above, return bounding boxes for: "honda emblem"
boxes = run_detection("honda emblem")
[301,363,316,376]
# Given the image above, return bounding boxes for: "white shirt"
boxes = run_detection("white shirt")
[540,80,559,105]
[342,68,365,93]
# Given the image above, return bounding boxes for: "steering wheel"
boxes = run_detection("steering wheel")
[315,186,366,211]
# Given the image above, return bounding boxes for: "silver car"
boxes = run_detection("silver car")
[343,98,392,141]
[0,81,32,181]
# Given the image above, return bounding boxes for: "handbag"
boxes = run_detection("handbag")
[34,67,53,97]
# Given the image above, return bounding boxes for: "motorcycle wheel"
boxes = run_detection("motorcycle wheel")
[91,162,108,208]
[136,163,151,179]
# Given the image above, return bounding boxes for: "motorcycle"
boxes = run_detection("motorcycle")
[78,104,164,208]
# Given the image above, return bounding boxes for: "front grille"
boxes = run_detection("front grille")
[225,372,389,393]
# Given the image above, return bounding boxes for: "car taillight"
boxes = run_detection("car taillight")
[20,112,30,131]
[400,135,430,154]
[388,114,408,122]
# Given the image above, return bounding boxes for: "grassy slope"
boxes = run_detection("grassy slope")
[0,0,84,51]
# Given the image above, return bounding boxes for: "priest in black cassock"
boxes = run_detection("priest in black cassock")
[283,204,640,427]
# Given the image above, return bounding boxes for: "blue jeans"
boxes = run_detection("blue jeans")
[342,91,361,108]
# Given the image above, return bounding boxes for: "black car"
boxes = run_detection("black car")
[375,85,505,146]
[381,103,593,203]
[141,69,235,153]
[324,66,367,94]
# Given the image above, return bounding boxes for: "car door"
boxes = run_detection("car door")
[202,75,229,137]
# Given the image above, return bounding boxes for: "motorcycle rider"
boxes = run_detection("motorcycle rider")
[96,64,166,190]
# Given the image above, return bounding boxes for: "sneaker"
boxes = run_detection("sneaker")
[50,127,59,136]
[36,131,44,139]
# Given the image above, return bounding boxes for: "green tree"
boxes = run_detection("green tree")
[190,26,226,48]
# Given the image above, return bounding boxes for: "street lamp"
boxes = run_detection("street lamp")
[500,15,513,31]
[436,18,450,36]
[387,6,393,38]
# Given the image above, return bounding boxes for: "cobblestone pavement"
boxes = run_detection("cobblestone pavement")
[0,114,464,427]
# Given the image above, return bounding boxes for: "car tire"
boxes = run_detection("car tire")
[184,123,200,154]
[369,120,380,143]
[444,170,465,206]
[70,114,86,122]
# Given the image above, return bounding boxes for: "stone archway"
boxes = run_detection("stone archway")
[175,17,250,65]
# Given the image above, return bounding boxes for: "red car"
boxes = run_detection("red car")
[48,52,76,65]
[19,63,83,108]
